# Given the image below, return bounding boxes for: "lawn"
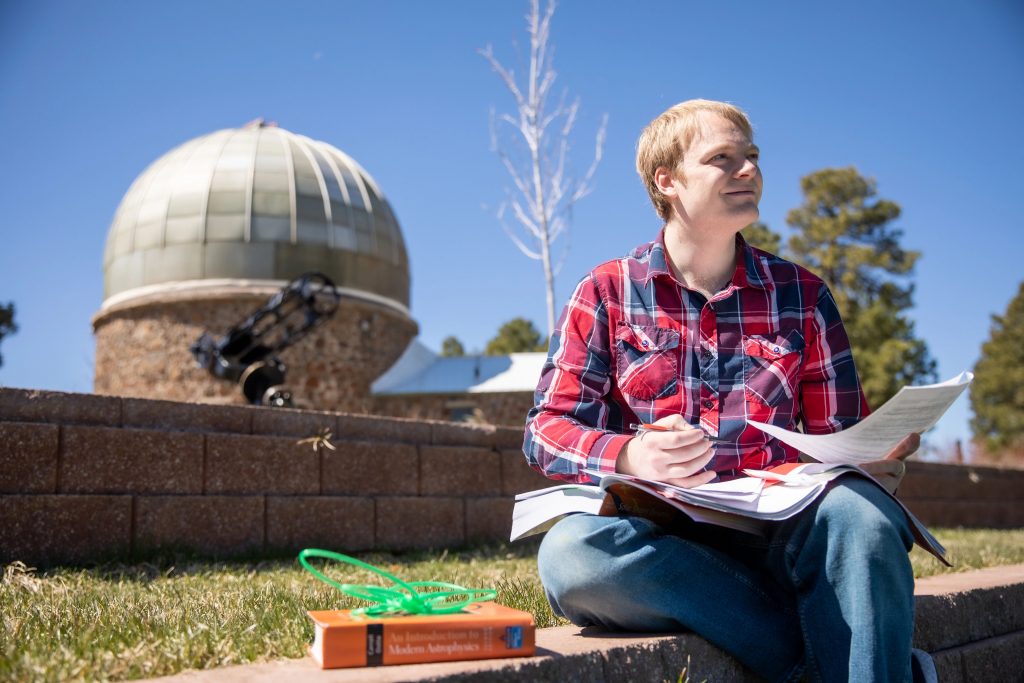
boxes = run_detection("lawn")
[2,529,1023,683]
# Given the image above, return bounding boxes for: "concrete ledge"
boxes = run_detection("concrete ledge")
[140,565,1024,683]
[0,388,121,426]
[932,631,1024,683]
[913,565,1024,651]
[141,627,758,683]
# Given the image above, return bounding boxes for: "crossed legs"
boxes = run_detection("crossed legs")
[537,477,916,683]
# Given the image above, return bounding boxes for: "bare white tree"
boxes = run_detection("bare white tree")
[480,0,607,337]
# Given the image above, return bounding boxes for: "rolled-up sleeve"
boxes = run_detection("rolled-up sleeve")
[799,283,871,434]
[523,275,632,483]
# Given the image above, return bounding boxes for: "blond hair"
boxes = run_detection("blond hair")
[636,99,754,220]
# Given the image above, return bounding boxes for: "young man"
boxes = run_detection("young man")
[523,100,933,682]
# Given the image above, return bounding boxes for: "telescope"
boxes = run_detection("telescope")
[190,272,340,407]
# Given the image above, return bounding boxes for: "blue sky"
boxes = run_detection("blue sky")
[1,0,1021,451]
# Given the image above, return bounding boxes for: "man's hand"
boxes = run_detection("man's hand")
[860,433,921,493]
[883,432,921,461]
[616,414,718,488]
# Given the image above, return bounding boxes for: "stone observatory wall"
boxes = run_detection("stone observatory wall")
[92,293,416,414]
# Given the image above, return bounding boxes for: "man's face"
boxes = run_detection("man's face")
[660,112,762,233]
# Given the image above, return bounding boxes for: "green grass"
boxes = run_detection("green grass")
[2,529,1023,683]
[909,527,1024,576]
[0,543,555,682]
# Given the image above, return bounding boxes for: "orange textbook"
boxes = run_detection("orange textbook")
[307,601,536,668]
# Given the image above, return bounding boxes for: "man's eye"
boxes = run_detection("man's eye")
[748,153,760,163]
[711,154,727,161]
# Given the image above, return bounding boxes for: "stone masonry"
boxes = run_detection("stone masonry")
[92,292,417,414]
[1,387,1023,568]
[0,387,551,567]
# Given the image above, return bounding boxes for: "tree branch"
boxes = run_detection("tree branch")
[480,0,606,336]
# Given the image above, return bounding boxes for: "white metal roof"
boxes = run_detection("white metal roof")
[371,339,546,395]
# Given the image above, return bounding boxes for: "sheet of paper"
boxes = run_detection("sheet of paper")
[514,483,597,501]
[748,372,973,464]
[510,486,604,540]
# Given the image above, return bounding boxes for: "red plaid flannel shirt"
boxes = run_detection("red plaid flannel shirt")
[523,231,870,483]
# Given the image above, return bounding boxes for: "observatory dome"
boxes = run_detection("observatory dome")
[101,120,410,313]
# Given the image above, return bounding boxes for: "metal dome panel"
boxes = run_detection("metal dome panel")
[102,122,410,309]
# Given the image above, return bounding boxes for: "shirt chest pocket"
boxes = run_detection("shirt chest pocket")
[743,331,804,407]
[614,322,680,401]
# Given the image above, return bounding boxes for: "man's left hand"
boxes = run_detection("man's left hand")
[860,433,921,493]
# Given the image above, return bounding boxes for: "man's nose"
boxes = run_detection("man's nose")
[735,158,758,178]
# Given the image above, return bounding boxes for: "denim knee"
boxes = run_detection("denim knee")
[814,476,914,554]
[538,514,665,613]
[539,514,632,593]
[776,477,916,682]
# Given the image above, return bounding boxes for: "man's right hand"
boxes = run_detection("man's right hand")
[616,414,718,488]
[859,432,921,493]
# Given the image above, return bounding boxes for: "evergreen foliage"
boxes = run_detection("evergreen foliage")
[742,221,782,254]
[440,336,466,357]
[0,302,16,369]
[971,281,1024,452]
[485,317,548,355]
[785,167,935,408]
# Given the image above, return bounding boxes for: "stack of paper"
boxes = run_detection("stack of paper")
[584,467,841,522]
[511,463,947,563]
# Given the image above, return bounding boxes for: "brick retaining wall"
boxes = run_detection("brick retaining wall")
[0,387,552,567]
[896,461,1024,528]
[1,387,1022,567]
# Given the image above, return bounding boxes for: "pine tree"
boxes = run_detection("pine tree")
[971,281,1024,453]
[440,336,466,358]
[742,221,782,254]
[786,167,935,408]
[0,302,16,369]
[485,318,548,355]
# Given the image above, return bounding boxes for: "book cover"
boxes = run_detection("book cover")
[307,601,536,669]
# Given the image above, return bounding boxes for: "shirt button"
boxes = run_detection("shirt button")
[701,349,712,359]
[703,399,714,409]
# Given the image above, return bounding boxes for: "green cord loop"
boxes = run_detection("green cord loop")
[298,548,498,617]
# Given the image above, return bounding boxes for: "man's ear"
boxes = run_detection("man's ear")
[654,166,679,197]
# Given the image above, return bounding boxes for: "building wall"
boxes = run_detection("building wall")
[93,294,416,413]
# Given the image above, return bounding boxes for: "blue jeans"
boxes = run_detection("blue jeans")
[538,477,916,683]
